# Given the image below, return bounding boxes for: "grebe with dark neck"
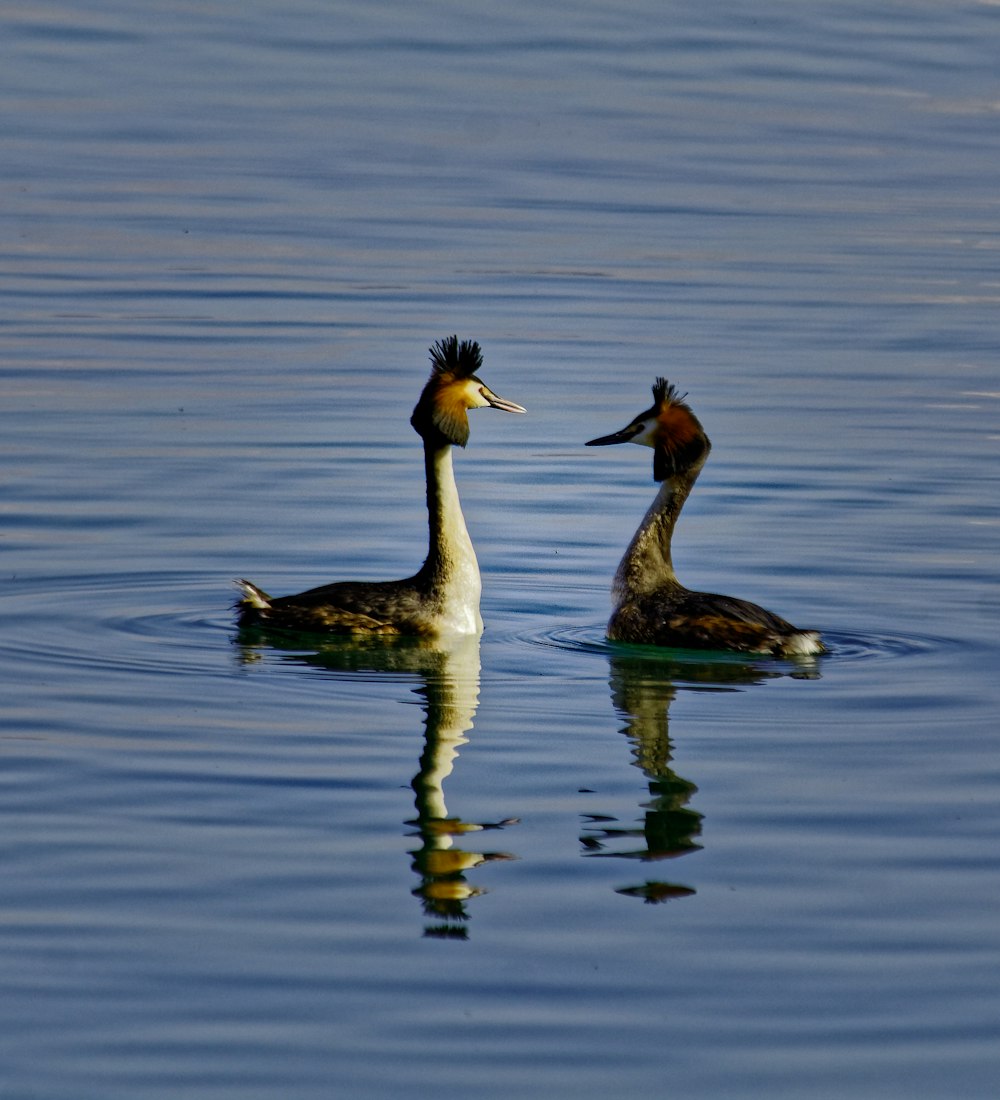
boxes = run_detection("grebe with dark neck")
[236,336,525,637]
[586,378,824,657]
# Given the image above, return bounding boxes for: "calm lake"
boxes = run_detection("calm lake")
[3,1,999,1096]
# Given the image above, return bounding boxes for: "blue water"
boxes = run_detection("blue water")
[3,2,1000,1096]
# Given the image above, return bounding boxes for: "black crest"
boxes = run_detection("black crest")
[429,335,483,380]
[412,335,484,446]
[651,376,709,481]
[652,376,688,408]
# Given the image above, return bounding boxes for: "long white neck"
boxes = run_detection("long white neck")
[422,442,483,634]
[612,472,697,601]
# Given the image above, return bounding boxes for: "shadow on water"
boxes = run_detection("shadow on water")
[588,645,813,904]
[234,627,517,940]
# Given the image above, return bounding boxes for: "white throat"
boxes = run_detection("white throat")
[426,445,483,635]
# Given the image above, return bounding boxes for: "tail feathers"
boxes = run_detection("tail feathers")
[235,579,272,609]
[778,630,825,657]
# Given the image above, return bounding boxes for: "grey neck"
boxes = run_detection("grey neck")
[612,470,699,600]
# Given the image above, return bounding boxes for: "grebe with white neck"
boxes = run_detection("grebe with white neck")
[236,336,525,637]
[586,378,824,658]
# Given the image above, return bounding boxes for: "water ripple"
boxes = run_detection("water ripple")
[0,573,958,692]
[517,623,947,665]
[0,572,230,679]
[0,573,486,691]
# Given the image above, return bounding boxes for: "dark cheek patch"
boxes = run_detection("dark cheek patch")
[653,405,708,480]
[432,388,471,447]
[660,405,699,449]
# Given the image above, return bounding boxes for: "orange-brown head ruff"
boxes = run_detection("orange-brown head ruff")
[585,377,710,481]
[411,335,525,446]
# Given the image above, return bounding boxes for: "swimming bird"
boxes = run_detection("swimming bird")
[236,336,525,636]
[586,378,824,657]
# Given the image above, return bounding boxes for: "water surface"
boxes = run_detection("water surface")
[2,2,1000,1097]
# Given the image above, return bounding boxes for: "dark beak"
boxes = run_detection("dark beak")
[585,423,641,446]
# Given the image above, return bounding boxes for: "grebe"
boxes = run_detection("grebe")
[236,336,525,636]
[586,378,825,657]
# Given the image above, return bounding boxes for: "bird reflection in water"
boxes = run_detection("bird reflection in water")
[584,648,790,903]
[235,629,517,939]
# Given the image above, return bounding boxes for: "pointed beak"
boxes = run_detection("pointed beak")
[585,422,641,446]
[482,389,526,415]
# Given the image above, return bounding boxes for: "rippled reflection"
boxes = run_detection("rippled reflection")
[586,647,787,903]
[235,629,517,938]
